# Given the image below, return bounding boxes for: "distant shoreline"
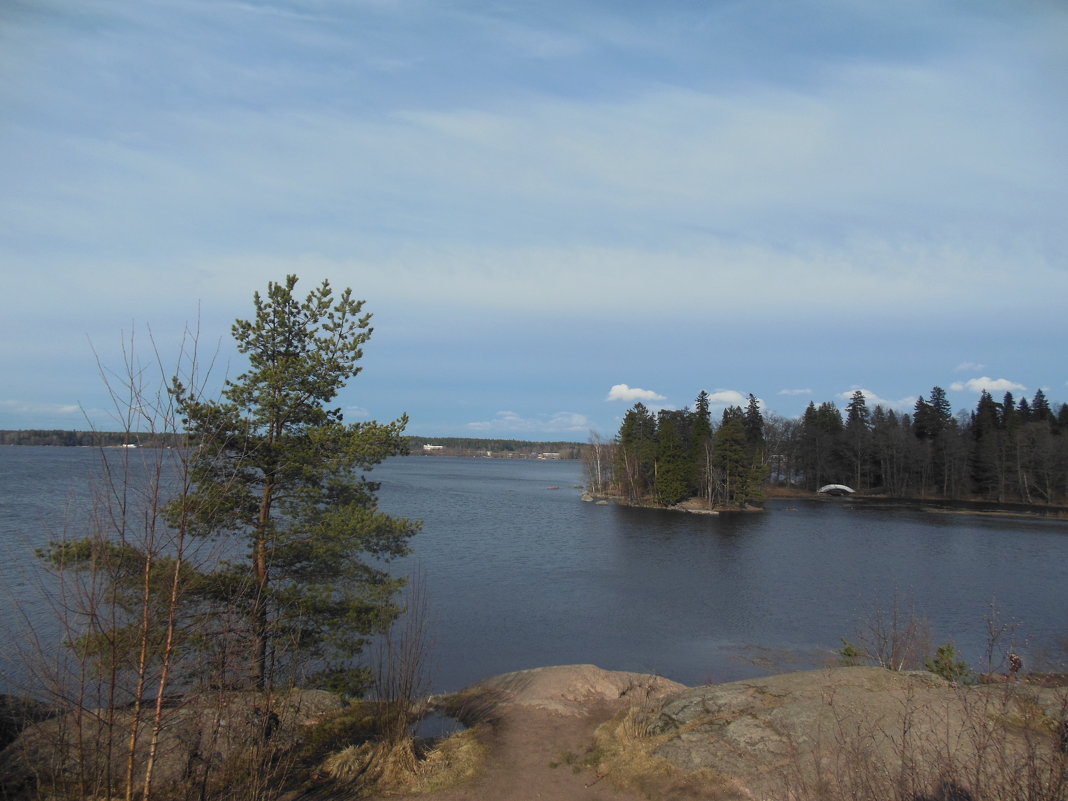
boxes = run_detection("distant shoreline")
[765,487,1068,520]
[594,487,1068,521]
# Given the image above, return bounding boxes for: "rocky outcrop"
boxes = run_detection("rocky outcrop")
[453,664,686,718]
[4,666,1065,801]
[645,667,1067,799]
[0,695,56,751]
[649,668,945,781]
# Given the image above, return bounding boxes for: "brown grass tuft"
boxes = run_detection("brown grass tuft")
[590,704,754,801]
[319,726,486,797]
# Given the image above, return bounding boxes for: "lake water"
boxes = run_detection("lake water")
[2,448,1066,696]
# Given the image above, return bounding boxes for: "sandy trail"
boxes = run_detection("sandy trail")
[377,665,684,801]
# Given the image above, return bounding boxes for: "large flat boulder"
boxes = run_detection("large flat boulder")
[644,667,1066,799]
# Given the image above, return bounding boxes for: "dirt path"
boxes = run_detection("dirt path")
[375,665,685,801]
[380,703,644,801]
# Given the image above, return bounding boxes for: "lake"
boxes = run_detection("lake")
[2,448,1066,696]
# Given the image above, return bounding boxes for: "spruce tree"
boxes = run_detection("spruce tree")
[692,391,714,506]
[845,390,871,489]
[615,402,657,501]
[1031,389,1052,422]
[654,408,693,506]
[970,390,1001,499]
[743,393,766,460]
[714,407,761,507]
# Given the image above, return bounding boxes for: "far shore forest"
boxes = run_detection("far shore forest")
[591,387,1068,510]
[5,385,1068,510]
[0,430,583,459]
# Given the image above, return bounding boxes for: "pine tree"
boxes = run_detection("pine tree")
[169,276,420,692]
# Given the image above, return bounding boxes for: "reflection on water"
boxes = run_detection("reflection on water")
[412,709,466,741]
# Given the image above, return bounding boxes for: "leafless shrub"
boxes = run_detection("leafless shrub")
[851,594,933,672]
[982,598,1023,676]
[315,571,443,796]
[10,328,213,801]
[777,662,1068,801]
[361,569,431,760]
[0,327,317,801]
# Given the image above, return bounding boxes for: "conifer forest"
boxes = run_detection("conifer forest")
[595,387,1068,510]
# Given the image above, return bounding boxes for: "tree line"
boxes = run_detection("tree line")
[591,387,1068,508]
[2,431,584,459]
[0,430,186,447]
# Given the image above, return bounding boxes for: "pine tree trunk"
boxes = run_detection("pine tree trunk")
[252,479,274,689]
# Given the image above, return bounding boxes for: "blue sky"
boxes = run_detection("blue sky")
[2,0,1066,439]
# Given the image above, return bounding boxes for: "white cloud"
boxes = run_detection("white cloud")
[345,405,370,418]
[705,390,750,408]
[954,361,986,372]
[466,410,591,434]
[778,388,812,396]
[838,388,917,412]
[606,384,666,403]
[949,377,1026,393]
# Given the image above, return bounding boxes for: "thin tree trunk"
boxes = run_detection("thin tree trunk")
[143,523,187,801]
[124,546,155,801]
[252,478,274,689]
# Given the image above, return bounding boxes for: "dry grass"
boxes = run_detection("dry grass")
[775,681,1068,801]
[318,726,486,797]
[408,728,488,793]
[589,702,754,801]
[580,670,1068,801]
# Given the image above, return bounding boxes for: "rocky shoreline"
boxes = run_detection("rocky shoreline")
[584,486,1068,521]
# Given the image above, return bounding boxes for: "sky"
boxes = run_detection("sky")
[1,0,1066,439]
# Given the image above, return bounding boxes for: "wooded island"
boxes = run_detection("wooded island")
[590,387,1068,510]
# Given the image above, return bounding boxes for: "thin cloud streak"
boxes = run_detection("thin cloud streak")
[466,410,591,434]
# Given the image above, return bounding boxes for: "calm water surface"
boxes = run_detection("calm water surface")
[2,448,1066,695]
[374,456,1068,691]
